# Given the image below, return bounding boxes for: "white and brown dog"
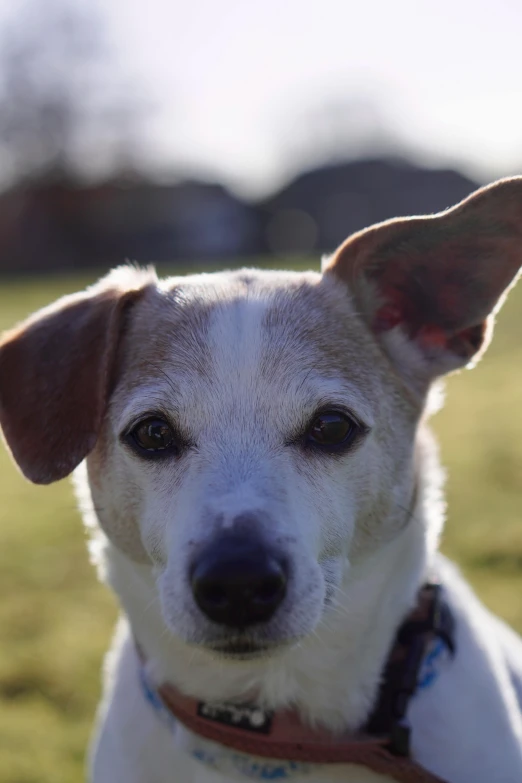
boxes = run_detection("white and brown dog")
[1,178,522,783]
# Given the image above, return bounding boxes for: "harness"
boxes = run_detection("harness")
[137,583,455,783]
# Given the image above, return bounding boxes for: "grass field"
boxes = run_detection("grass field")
[0,261,521,783]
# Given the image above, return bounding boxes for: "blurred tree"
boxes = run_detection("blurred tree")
[0,0,150,188]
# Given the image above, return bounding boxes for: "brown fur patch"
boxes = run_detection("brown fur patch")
[0,272,155,484]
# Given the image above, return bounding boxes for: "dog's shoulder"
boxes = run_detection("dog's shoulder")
[408,554,522,779]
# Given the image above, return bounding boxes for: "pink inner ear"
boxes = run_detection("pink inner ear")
[373,298,486,359]
[416,324,451,350]
[370,256,470,344]
[371,272,466,355]
[374,302,449,349]
[372,303,404,332]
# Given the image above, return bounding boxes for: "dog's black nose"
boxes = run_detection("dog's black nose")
[190,534,288,627]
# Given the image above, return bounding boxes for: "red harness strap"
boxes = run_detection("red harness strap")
[139,584,455,783]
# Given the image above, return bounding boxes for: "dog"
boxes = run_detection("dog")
[1,177,522,783]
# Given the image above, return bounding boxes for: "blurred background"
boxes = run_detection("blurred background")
[0,0,521,781]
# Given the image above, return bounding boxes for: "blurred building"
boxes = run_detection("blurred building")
[0,158,481,274]
[0,178,261,273]
[260,157,479,254]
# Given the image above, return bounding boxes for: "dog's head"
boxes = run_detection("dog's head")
[1,179,521,660]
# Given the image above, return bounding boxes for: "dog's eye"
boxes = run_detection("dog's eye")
[306,411,359,449]
[129,417,177,454]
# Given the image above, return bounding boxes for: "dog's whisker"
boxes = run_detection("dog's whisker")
[331,585,352,603]
[309,627,329,650]
[324,603,351,622]
[142,595,160,616]
[187,647,199,669]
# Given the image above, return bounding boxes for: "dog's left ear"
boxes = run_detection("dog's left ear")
[323,176,522,391]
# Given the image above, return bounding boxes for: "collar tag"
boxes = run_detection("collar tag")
[197,701,273,734]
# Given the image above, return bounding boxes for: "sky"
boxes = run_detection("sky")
[5,0,522,196]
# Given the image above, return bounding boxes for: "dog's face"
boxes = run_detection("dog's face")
[1,178,521,661]
[86,269,419,657]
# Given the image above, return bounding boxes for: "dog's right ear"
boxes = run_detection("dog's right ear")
[323,177,522,393]
[0,266,156,485]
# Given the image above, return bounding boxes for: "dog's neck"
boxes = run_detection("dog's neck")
[94,439,442,734]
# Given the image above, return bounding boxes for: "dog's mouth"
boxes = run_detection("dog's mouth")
[206,639,284,660]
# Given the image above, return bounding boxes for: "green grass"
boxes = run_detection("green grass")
[0,261,521,783]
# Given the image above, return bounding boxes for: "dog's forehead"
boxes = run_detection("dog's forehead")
[115,268,384,419]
